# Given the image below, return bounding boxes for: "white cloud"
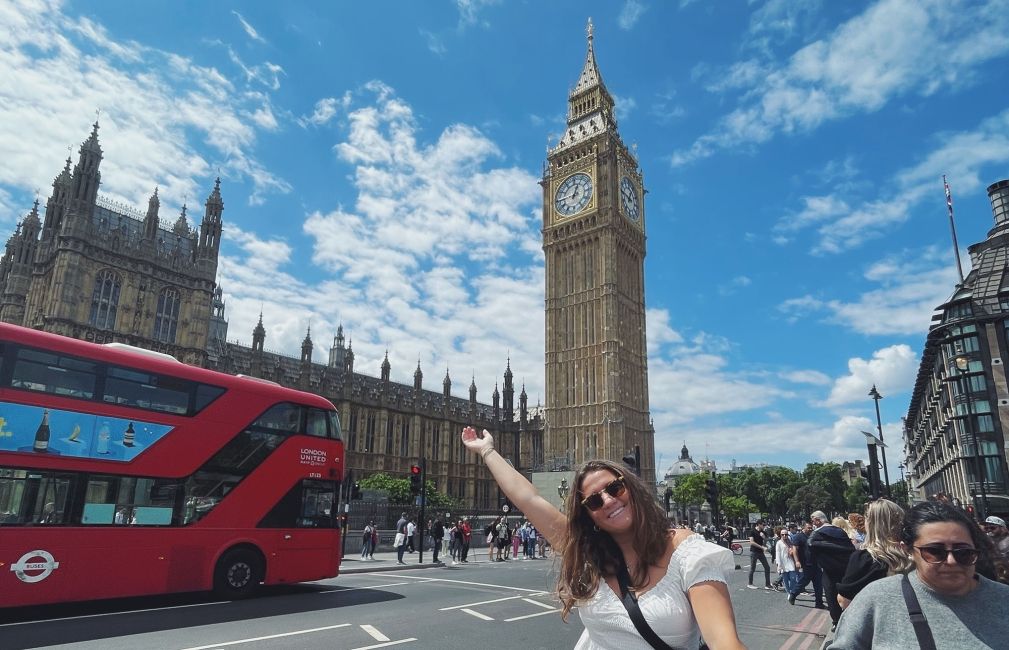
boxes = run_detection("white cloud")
[232,11,267,44]
[456,0,500,29]
[220,82,544,399]
[824,344,919,408]
[780,247,960,335]
[0,0,289,210]
[673,0,1009,167]
[613,94,637,122]
[618,1,647,30]
[781,369,831,385]
[299,94,352,128]
[421,29,447,56]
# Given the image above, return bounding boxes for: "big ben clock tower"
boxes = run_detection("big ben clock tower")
[542,20,655,486]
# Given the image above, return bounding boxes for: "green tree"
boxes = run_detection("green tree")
[787,484,831,520]
[802,462,847,514]
[758,467,803,519]
[357,472,460,511]
[889,479,910,509]
[844,481,869,512]
[671,472,707,510]
[721,495,759,521]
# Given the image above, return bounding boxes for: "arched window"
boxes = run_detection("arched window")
[89,270,121,330]
[153,288,181,343]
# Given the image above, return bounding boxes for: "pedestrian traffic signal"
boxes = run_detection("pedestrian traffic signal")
[409,464,422,496]
[704,478,718,505]
[351,482,362,500]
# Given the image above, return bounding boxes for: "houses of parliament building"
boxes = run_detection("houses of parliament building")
[0,23,655,509]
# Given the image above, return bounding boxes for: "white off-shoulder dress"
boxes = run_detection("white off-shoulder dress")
[574,534,735,650]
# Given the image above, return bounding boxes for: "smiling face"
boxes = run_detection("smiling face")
[908,521,978,596]
[579,468,634,535]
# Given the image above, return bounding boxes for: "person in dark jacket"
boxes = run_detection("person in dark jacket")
[790,521,825,608]
[836,499,911,609]
[808,510,854,630]
[430,517,445,564]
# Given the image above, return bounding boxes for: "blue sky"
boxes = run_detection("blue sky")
[2,0,1009,478]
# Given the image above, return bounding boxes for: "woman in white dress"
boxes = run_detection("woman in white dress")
[461,426,744,649]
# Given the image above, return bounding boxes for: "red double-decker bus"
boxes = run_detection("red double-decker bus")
[0,323,344,608]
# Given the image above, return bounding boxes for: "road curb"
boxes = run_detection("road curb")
[341,562,445,574]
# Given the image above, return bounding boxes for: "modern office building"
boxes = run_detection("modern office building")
[905,179,1009,517]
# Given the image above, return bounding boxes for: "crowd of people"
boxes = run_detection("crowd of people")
[356,430,1009,649]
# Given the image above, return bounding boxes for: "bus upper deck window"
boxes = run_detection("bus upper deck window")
[306,409,328,438]
[327,411,342,440]
[11,348,97,399]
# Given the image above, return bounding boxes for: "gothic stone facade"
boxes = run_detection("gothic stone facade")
[0,122,225,367]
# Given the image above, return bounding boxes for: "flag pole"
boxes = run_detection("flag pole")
[944,175,965,285]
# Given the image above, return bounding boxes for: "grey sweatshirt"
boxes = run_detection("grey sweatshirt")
[828,570,1009,649]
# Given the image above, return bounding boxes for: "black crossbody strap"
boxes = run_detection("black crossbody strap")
[900,574,937,650]
[616,562,680,650]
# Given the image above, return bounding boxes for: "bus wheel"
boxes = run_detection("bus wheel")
[213,548,263,599]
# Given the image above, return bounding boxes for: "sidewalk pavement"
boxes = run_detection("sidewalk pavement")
[340,549,551,574]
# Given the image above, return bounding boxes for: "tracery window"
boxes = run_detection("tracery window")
[153,288,181,343]
[88,270,121,330]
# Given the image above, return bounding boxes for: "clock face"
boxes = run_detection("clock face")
[620,176,640,221]
[554,173,593,217]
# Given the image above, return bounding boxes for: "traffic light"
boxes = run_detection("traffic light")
[351,482,362,500]
[704,478,718,505]
[409,464,422,496]
[663,488,672,514]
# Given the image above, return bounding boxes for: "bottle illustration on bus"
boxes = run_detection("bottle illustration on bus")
[123,422,135,447]
[32,409,51,453]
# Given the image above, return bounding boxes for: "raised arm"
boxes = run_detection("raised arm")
[461,426,567,546]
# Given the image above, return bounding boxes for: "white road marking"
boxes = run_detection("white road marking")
[504,609,561,622]
[350,639,417,650]
[361,625,389,642]
[178,623,352,650]
[439,592,548,610]
[318,581,414,593]
[522,597,557,610]
[461,608,495,621]
[0,600,229,627]
[386,574,545,593]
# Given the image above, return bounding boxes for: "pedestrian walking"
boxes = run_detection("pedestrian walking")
[984,515,1009,560]
[361,521,375,559]
[774,528,800,599]
[369,522,378,559]
[395,512,409,565]
[747,520,773,590]
[790,521,825,608]
[460,518,472,563]
[462,426,744,649]
[430,517,444,563]
[406,518,417,553]
[512,521,522,559]
[809,511,854,631]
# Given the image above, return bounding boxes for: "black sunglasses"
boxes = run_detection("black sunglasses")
[580,476,627,512]
[913,545,979,566]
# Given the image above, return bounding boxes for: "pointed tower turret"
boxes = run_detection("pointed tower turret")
[680,442,690,461]
[252,311,265,352]
[198,177,223,269]
[328,324,345,369]
[503,357,515,422]
[381,350,391,382]
[173,203,190,236]
[469,375,477,402]
[301,325,313,363]
[69,120,103,212]
[519,382,528,424]
[42,155,73,242]
[1,203,42,325]
[345,338,355,374]
[492,382,500,421]
[143,187,160,240]
[414,359,423,390]
[443,368,452,399]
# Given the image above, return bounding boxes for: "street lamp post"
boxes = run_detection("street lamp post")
[953,346,989,519]
[868,385,892,496]
[557,479,570,514]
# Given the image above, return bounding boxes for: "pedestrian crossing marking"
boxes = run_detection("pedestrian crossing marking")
[461,608,495,621]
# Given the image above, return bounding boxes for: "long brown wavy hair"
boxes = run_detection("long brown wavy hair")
[556,459,671,621]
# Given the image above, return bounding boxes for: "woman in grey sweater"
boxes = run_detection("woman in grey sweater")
[829,501,1009,649]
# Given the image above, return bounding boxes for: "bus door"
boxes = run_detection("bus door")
[259,479,339,583]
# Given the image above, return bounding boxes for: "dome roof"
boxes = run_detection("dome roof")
[664,459,700,479]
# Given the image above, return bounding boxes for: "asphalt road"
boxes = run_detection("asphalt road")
[0,547,830,650]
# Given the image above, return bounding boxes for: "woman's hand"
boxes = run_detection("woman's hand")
[461,426,494,456]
